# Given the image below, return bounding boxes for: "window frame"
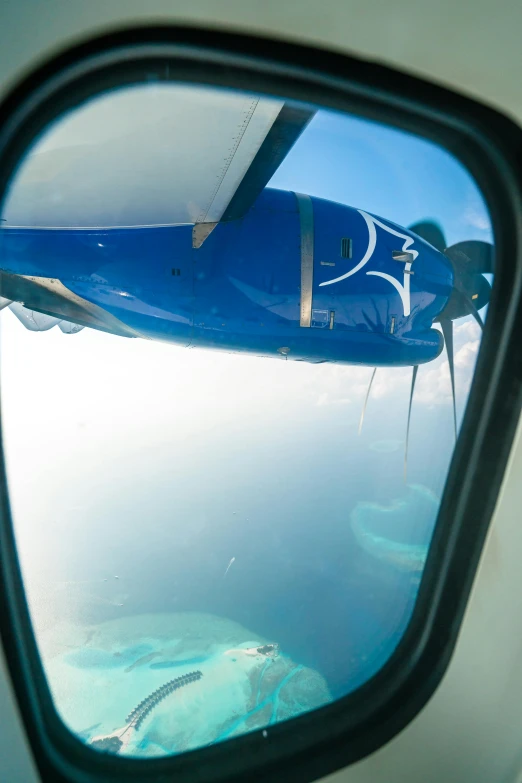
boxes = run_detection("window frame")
[0,25,521,783]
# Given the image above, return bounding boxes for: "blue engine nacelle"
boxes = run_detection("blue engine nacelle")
[0,188,453,366]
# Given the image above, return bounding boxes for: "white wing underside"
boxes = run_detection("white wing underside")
[2,85,284,228]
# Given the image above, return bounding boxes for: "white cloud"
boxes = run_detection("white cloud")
[305,321,482,413]
[454,319,481,342]
[371,368,410,400]
[304,314,483,415]
[315,392,351,407]
[455,340,480,370]
[463,204,492,233]
[407,320,481,406]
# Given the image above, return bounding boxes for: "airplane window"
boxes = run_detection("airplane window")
[0,82,493,759]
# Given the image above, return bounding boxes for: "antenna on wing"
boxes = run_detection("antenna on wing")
[404,365,418,483]
[358,367,376,435]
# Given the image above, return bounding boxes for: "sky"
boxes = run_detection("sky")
[0,86,493,688]
[270,105,492,247]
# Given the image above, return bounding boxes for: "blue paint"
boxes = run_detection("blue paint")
[0,188,453,368]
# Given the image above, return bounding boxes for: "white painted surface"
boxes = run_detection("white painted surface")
[2,85,283,227]
[320,210,418,317]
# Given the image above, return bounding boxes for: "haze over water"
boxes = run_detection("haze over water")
[0,103,492,751]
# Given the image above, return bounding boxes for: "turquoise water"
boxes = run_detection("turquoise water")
[29,419,449,757]
[19,358,454,757]
[369,439,403,454]
[350,484,438,573]
[65,644,154,670]
[50,614,332,757]
[2,93,491,761]
[214,664,305,742]
[149,656,209,669]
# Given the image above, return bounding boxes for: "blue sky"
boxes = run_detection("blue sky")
[270,108,493,248]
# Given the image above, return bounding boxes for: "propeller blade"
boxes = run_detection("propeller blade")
[408,221,446,252]
[440,319,457,440]
[462,294,484,330]
[358,367,376,435]
[404,365,419,482]
[436,270,491,324]
[444,240,494,274]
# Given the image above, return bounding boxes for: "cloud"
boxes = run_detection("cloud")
[455,340,480,370]
[316,392,351,407]
[309,364,412,415]
[345,317,483,410]
[371,368,410,399]
[408,320,481,406]
[454,319,481,342]
[463,204,492,233]
[308,315,483,415]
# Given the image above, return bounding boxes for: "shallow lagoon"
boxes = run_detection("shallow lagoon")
[369,439,404,454]
[41,612,331,757]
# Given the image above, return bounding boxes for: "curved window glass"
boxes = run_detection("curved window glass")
[0,82,493,758]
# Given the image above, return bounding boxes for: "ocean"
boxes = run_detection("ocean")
[2,326,458,755]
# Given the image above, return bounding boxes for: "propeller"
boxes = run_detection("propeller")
[358,367,376,435]
[408,221,446,253]
[359,220,494,481]
[405,220,493,476]
[440,318,457,440]
[404,365,418,482]
[444,240,494,274]
[439,243,491,325]
[358,220,493,481]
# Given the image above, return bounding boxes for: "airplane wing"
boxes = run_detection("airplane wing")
[2,86,313,234]
[1,85,314,333]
